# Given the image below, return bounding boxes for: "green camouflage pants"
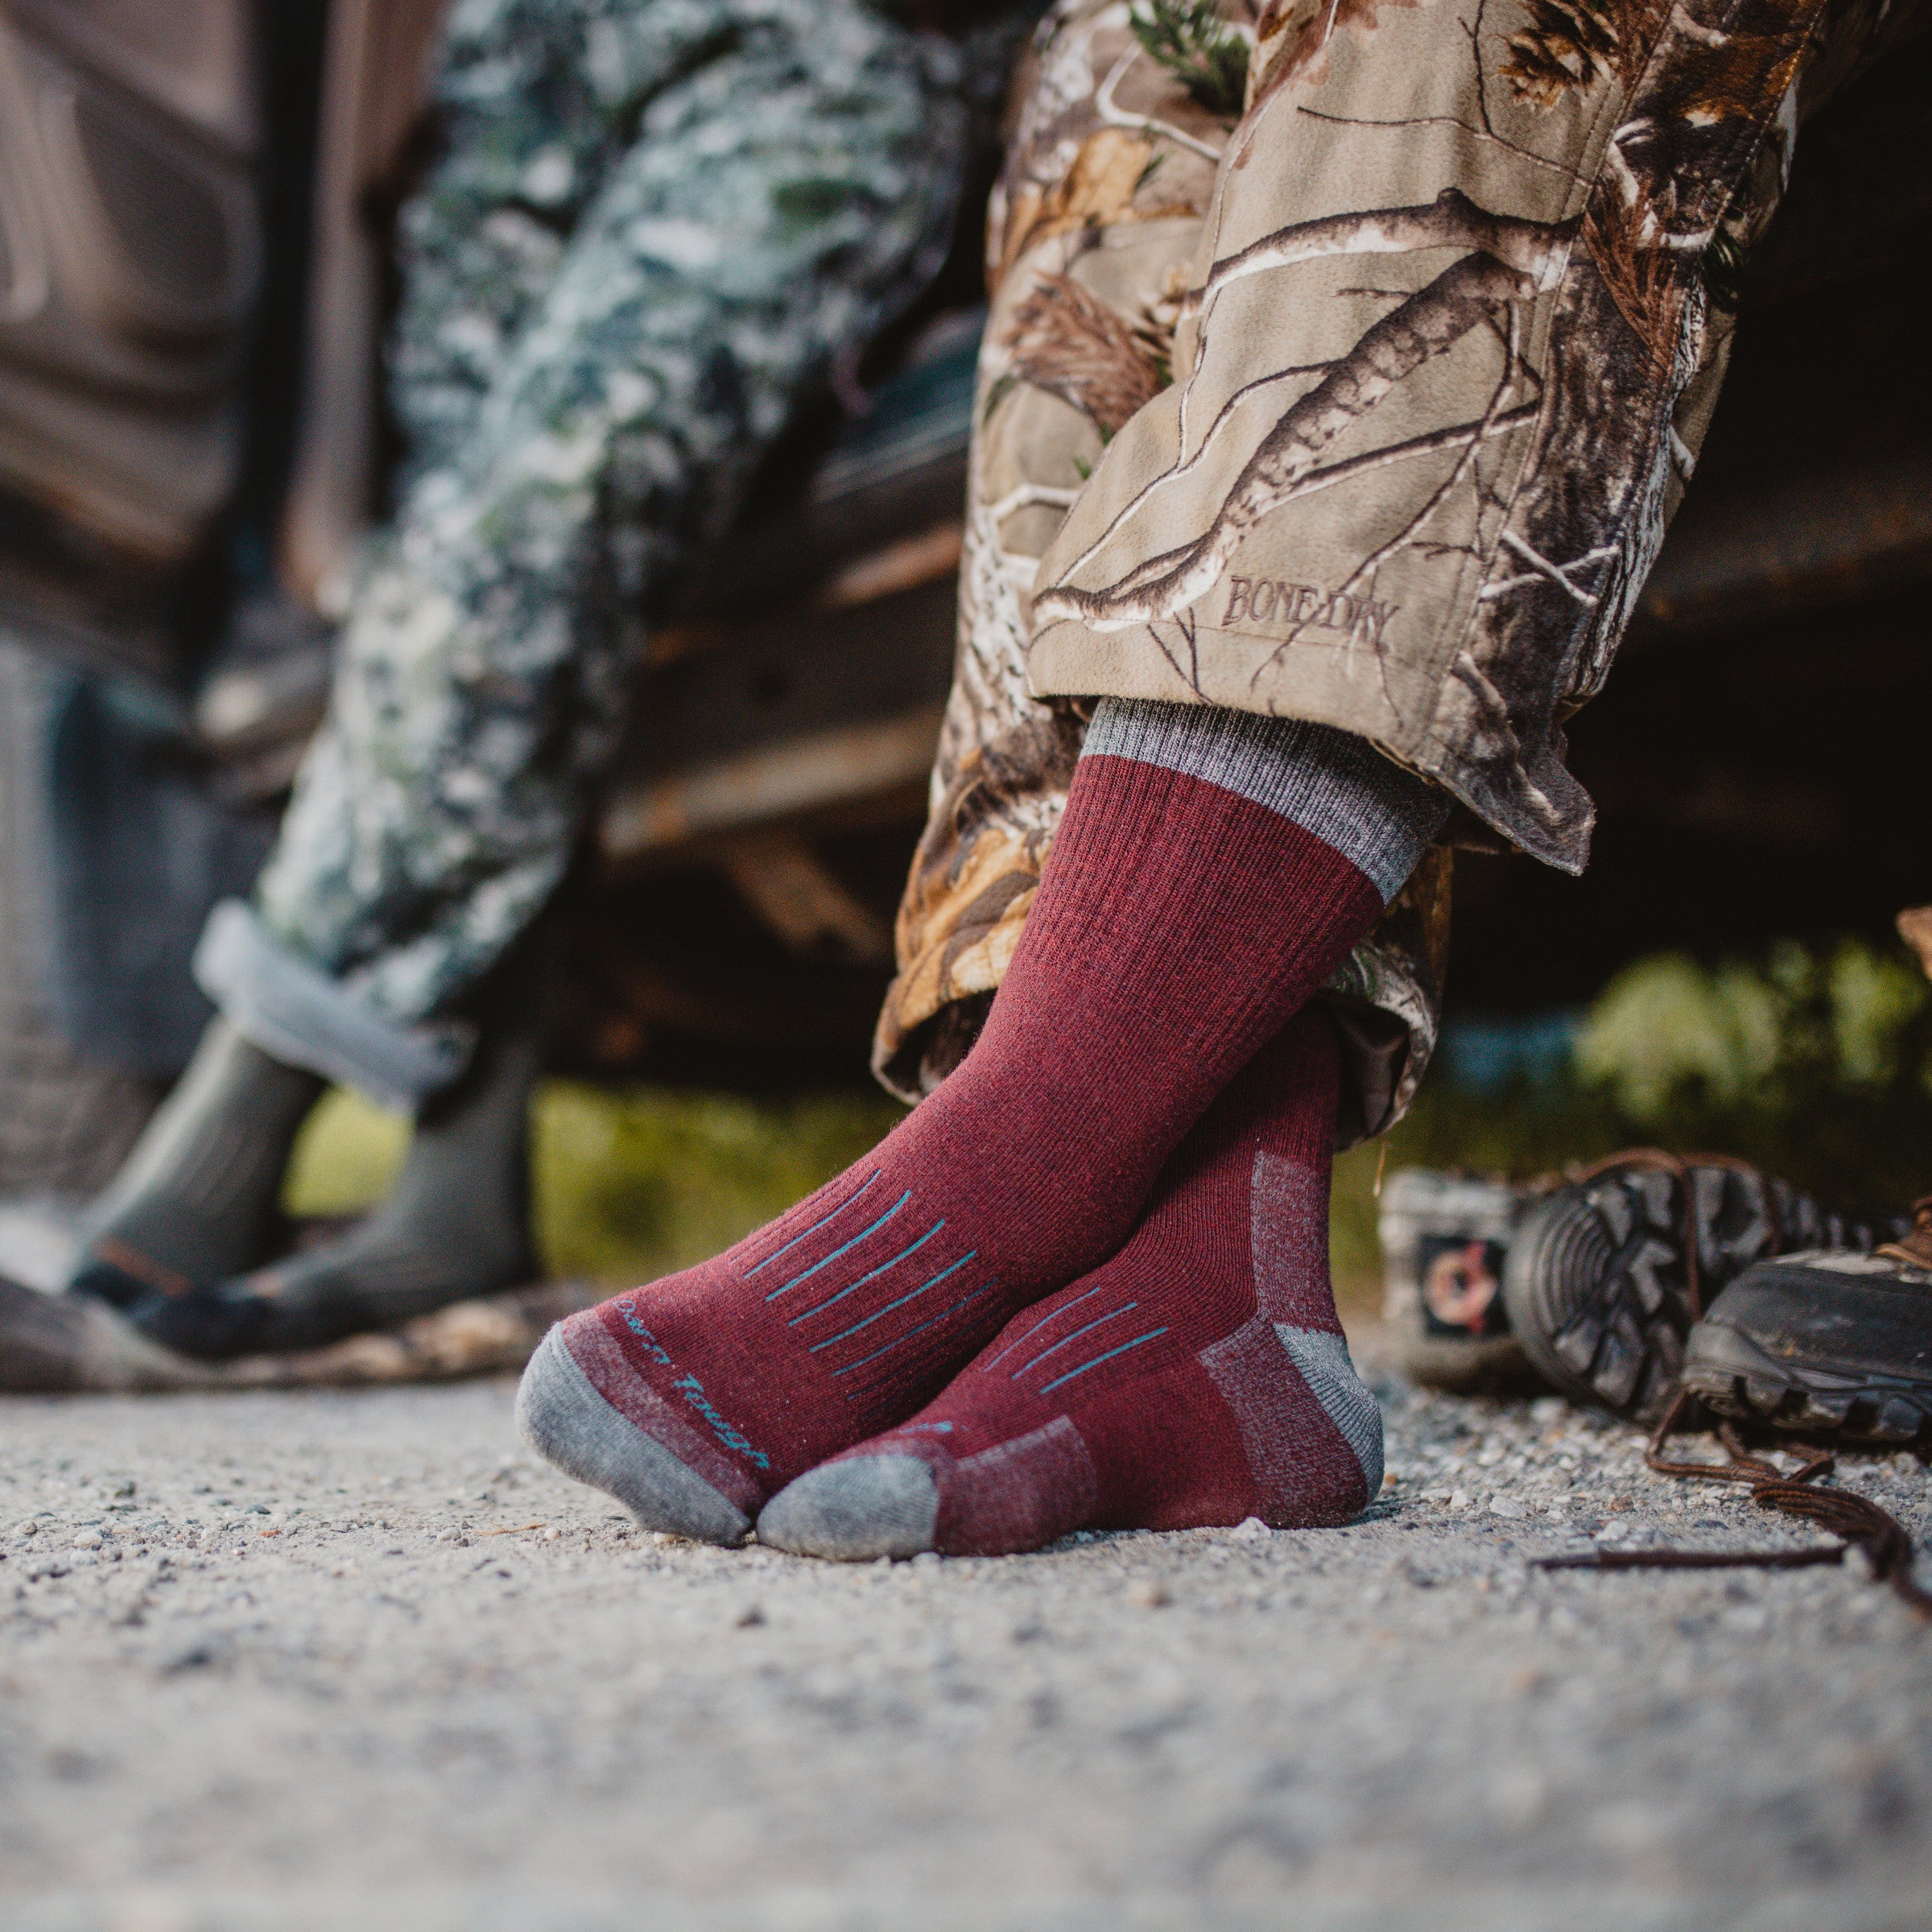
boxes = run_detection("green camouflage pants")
[251,0,968,1034]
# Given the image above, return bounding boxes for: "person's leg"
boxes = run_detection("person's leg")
[877,0,1225,1103]
[255,0,968,1030]
[745,3,1932,1550]
[131,947,545,1359]
[67,1024,326,1308]
[759,1005,1375,1558]
[70,0,965,1325]
[516,701,1446,1541]
[382,0,627,493]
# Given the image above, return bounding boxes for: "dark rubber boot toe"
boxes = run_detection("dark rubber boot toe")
[68,1248,180,1311]
[127,1285,275,1361]
[1682,1252,1932,1443]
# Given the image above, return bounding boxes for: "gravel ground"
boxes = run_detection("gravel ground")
[2,1346,1930,1931]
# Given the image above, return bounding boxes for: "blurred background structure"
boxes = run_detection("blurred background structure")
[2,1,1930,1281]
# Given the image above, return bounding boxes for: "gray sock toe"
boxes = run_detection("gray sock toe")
[515,1328,750,1545]
[758,1455,939,1560]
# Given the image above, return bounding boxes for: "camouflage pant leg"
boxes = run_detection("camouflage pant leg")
[254,0,966,1028]
[873,0,1227,1100]
[875,0,1922,1137]
[872,0,1444,1137]
[389,0,938,485]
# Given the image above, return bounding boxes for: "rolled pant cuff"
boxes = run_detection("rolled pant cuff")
[193,900,474,1113]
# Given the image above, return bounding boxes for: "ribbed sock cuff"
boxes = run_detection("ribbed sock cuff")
[193,901,473,1113]
[1080,700,1447,903]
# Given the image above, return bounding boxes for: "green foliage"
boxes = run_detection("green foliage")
[284,1091,409,1218]
[530,1083,903,1282]
[1129,0,1249,119]
[1573,939,1932,1206]
[1575,952,1785,1118]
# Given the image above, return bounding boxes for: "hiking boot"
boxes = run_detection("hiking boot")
[1500,1153,1909,1421]
[1681,1196,1932,1443]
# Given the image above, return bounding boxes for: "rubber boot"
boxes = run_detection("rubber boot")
[68,1018,324,1308]
[130,1012,542,1360]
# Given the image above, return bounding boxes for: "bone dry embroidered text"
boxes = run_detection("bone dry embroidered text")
[1220,577,1397,647]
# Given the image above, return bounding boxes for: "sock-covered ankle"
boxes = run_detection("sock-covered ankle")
[130,1024,540,1360]
[68,1018,324,1308]
[758,1010,1379,1558]
[519,706,1439,1542]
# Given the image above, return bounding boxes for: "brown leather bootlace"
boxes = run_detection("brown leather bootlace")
[1535,1389,1932,1618]
[1874,1194,1932,1270]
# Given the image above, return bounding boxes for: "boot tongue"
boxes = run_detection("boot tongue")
[1898,906,1932,980]
[1874,1195,1932,1272]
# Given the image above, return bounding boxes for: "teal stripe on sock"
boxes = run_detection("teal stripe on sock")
[744,1170,882,1278]
[1038,1327,1169,1394]
[808,1252,976,1352]
[832,1286,994,1379]
[763,1191,910,1300]
[1012,1302,1137,1379]
[788,1220,946,1326]
[980,1282,1108,1370]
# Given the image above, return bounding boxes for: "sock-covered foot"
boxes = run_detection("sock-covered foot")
[520,706,1437,1544]
[758,1009,1380,1558]
[128,1023,541,1360]
[67,1018,324,1309]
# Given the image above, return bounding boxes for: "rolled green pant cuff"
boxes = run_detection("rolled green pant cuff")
[192,900,473,1113]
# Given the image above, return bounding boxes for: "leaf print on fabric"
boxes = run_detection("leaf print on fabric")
[1130,0,1253,115]
[1245,0,1430,117]
[1579,179,1683,373]
[1024,0,1858,877]
[997,271,1174,436]
[1501,0,1661,105]
[996,129,1169,285]
[1034,188,1563,638]
[1504,0,1810,118]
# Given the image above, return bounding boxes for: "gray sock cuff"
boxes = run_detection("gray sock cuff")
[193,901,473,1113]
[1080,699,1448,903]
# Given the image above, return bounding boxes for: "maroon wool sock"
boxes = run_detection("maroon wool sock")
[758,1010,1378,1558]
[518,706,1436,1542]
